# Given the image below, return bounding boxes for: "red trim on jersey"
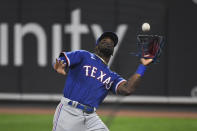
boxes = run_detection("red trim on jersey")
[63,52,70,67]
[115,79,127,94]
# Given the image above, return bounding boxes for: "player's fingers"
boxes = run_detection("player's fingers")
[148,58,153,62]
[56,58,61,64]
[56,58,59,64]
[54,59,59,69]
[62,63,66,68]
[60,60,64,65]
[141,58,153,66]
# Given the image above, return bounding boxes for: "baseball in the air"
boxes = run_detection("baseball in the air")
[142,23,150,32]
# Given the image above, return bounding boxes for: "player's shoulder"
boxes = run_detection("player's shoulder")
[76,50,95,57]
[65,50,90,56]
[76,50,92,57]
[78,50,90,54]
[71,50,89,54]
[112,71,120,77]
[110,70,126,82]
[107,68,120,77]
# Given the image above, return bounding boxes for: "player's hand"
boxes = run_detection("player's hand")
[140,55,153,66]
[54,58,67,75]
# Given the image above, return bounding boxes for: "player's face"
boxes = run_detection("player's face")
[98,37,115,57]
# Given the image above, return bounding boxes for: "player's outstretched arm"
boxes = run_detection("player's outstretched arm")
[53,58,67,75]
[116,58,153,96]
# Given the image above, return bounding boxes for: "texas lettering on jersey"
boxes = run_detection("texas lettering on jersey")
[83,65,113,90]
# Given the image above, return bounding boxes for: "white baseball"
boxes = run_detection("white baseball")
[142,23,150,32]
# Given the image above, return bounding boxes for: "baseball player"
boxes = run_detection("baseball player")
[52,32,153,131]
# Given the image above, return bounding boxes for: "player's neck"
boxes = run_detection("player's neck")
[94,52,110,65]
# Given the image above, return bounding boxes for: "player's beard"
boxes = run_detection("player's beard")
[98,43,114,57]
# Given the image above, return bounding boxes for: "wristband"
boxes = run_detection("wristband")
[135,64,147,76]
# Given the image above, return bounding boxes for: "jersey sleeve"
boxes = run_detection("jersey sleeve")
[58,50,84,67]
[110,75,127,94]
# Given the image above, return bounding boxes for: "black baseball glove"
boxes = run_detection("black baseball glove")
[135,35,165,63]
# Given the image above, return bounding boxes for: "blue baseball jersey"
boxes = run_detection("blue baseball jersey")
[57,50,126,109]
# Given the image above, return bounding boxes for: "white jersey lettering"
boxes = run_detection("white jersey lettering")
[83,65,91,76]
[97,71,106,82]
[91,66,97,78]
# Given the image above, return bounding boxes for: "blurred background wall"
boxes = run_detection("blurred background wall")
[0,0,197,102]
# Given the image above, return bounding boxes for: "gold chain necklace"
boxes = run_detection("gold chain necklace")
[94,54,108,65]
